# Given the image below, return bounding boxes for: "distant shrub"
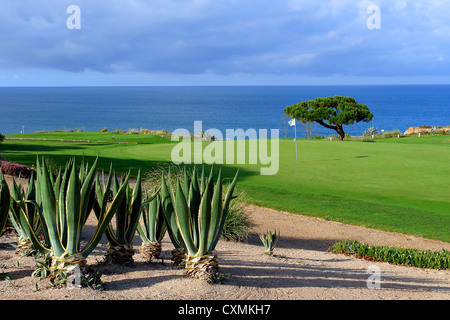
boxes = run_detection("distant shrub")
[155,130,170,136]
[127,128,139,135]
[327,134,338,141]
[0,161,34,179]
[383,130,402,138]
[99,127,108,132]
[139,128,152,134]
[313,134,325,139]
[328,133,351,140]
[363,126,378,137]
[360,137,375,142]
[0,133,4,143]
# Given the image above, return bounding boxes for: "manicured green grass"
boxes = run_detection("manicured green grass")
[1,132,449,242]
[6,131,172,144]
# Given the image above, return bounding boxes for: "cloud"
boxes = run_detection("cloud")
[0,0,449,84]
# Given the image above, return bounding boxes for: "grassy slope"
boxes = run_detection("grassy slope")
[1,133,449,242]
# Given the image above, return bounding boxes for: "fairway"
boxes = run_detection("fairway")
[1,132,449,242]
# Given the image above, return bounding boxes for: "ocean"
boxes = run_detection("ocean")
[0,85,449,138]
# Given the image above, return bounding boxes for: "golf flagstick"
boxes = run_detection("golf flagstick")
[288,118,298,162]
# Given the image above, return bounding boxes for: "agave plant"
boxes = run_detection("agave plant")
[96,169,151,265]
[22,157,129,280]
[8,172,41,256]
[0,170,10,237]
[137,189,167,261]
[160,166,239,282]
[259,229,280,256]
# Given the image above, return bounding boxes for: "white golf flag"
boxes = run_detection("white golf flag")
[288,118,296,126]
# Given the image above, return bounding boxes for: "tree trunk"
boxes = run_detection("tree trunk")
[316,120,346,141]
[336,125,345,141]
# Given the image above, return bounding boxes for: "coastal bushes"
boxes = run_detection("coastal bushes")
[383,130,403,138]
[330,240,450,270]
[0,161,34,179]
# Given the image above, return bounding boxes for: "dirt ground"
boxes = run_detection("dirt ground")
[0,175,449,301]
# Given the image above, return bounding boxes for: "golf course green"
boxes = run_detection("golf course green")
[1,131,449,242]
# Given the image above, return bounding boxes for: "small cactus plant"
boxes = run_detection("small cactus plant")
[259,229,280,256]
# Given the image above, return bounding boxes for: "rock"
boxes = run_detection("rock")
[404,126,450,135]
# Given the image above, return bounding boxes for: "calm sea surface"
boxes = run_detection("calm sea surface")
[0,85,449,138]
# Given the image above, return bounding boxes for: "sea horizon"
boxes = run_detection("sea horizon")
[1,84,449,137]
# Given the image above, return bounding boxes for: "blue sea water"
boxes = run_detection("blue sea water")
[0,85,449,138]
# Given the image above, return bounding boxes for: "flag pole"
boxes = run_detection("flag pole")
[289,117,298,162]
[295,120,298,162]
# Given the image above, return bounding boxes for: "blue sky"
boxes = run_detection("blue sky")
[1,0,450,86]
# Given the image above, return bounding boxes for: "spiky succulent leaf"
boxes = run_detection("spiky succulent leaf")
[137,189,166,244]
[39,158,65,257]
[124,169,143,243]
[206,170,223,251]
[160,175,185,250]
[9,172,41,244]
[81,171,131,258]
[174,180,197,256]
[65,160,82,254]
[197,179,212,256]
[0,175,11,236]
[210,168,240,250]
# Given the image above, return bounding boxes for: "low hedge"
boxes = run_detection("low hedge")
[330,240,449,270]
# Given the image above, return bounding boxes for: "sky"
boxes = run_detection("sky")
[1,0,450,86]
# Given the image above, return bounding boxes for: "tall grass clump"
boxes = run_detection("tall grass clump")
[221,200,250,242]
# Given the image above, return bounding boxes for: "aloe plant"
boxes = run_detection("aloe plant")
[23,157,129,279]
[0,171,10,237]
[259,230,280,256]
[137,189,167,261]
[8,172,41,255]
[96,169,151,265]
[160,166,239,281]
